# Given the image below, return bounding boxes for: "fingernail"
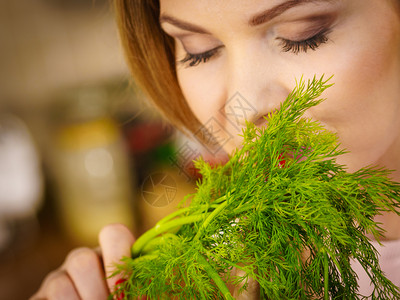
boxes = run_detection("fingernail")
[115,278,126,300]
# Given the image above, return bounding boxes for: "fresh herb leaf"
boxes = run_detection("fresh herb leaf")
[113,75,400,299]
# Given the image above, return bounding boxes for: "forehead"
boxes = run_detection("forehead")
[159,0,340,28]
[159,0,258,23]
[159,0,336,14]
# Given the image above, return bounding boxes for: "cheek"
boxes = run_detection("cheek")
[292,4,400,170]
[177,66,224,125]
[303,0,400,117]
[309,14,400,169]
[317,37,397,125]
[177,64,244,154]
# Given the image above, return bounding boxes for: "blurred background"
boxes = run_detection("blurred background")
[0,1,208,299]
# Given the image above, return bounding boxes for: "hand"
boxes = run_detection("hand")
[30,224,135,300]
[229,267,260,300]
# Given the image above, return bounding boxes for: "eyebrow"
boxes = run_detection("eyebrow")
[250,0,333,26]
[160,0,333,34]
[159,15,211,34]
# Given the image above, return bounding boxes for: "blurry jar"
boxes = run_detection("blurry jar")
[50,86,135,245]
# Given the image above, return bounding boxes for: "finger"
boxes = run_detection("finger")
[31,270,80,300]
[231,268,260,300]
[64,247,109,300]
[98,223,135,291]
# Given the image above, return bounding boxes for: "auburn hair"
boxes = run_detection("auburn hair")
[114,0,201,135]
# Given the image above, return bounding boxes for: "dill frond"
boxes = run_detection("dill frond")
[112,75,400,300]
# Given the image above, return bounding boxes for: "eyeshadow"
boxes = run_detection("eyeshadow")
[276,13,337,41]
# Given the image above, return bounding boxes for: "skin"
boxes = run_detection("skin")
[32,0,400,299]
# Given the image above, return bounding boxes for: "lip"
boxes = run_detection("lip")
[254,114,270,127]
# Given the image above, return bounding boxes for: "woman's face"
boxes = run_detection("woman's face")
[160,0,400,174]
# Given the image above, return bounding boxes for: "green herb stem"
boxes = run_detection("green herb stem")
[155,206,195,227]
[324,249,329,300]
[140,233,178,255]
[132,214,206,257]
[197,254,235,300]
[193,200,229,241]
[155,203,223,227]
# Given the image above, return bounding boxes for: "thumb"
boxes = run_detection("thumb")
[98,223,135,291]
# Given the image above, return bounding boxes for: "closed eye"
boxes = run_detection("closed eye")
[177,29,331,67]
[178,46,222,67]
[277,29,330,54]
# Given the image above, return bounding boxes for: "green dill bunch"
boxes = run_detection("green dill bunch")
[113,76,400,300]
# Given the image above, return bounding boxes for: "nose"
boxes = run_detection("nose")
[223,46,289,127]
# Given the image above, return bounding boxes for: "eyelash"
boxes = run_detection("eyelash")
[178,30,330,67]
[178,47,220,67]
[278,30,330,54]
